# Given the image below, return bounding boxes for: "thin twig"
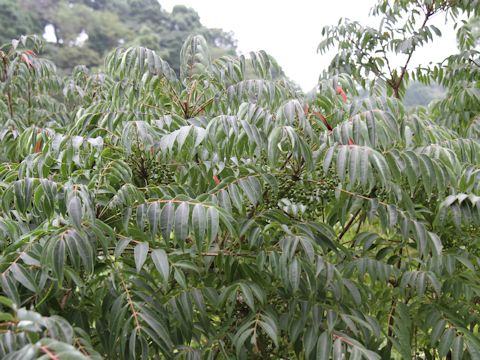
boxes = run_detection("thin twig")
[338,208,362,240]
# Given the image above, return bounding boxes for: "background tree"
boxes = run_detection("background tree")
[0,0,42,45]
[428,13,480,135]
[0,0,237,74]
[318,0,480,99]
[398,82,445,108]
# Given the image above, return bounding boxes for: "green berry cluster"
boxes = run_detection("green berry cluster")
[149,162,175,185]
[266,171,337,219]
[127,149,175,187]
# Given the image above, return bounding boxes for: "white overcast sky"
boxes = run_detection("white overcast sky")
[160,0,460,90]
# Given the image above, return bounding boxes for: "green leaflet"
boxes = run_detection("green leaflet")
[134,242,149,273]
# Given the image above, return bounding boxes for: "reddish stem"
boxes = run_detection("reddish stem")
[40,345,60,360]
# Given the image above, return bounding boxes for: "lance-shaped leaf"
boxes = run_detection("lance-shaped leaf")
[151,249,169,285]
[68,196,83,229]
[174,202,189,245]
[134,242,149,273]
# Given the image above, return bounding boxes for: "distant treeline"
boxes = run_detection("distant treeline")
[0,0,237,73]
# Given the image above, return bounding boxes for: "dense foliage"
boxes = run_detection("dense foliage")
[0,2,480,360]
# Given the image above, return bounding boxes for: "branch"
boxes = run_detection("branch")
[338,208,362,240]
[349,37,389,83]
[119,277,141,331]
[386,297,397,348]
[201,251,256,257]
[394,9,434,97]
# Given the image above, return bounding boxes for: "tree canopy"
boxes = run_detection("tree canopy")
[0,0,479,359]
